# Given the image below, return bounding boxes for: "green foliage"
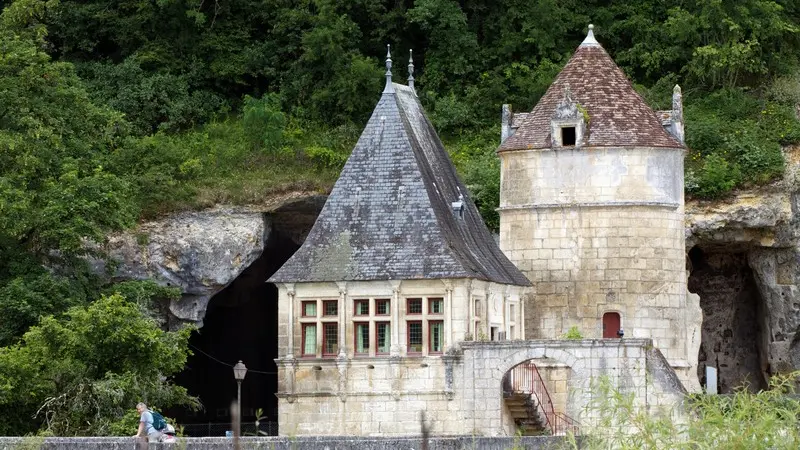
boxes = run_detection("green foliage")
[0,26,137,257]
[561,326,583,340]
[450,132,501,232]
[243,93,286,153]
[77,59,225,135]
[103,280,181,315]
[0,294,197,436]
[573,372,800,449]
[681,87,795,198]
[687,154,742,199]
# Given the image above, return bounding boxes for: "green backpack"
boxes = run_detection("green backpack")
[151,411,167,431]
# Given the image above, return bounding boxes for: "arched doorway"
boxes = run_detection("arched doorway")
[602,312,621,338]
[501,359,578,436]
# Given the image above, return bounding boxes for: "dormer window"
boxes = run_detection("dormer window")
[561,127,576,146]
[550,85,586,148]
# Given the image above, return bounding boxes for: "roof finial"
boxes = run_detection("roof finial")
[383,44,395,94]
[408,49,415,93]
[580,24,600,47]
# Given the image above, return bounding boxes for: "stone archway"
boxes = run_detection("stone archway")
[501,357,577,435]
[459,339,685,437]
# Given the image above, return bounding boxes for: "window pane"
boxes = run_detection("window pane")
[408,322,422,353]
[323,301,338,316]
[430,321,443,353]
[302,302,316,317]
[376,299,390,315]
[376,322,390,354]
[510,304,516,319]
[303,325,316,355]
[323,323,338,355]
[355,323,369,354]
[355,300,369,316]
[474,299,482,316]
[408,298,422,314]
[429,298,443,314]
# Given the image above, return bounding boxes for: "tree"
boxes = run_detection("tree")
[0,294,196,436]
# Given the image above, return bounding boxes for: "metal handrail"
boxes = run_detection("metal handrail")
[502,362,579,435]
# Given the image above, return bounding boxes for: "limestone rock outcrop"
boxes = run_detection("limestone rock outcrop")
[686,148,800,388]
[96,193,327,326]
[98,208,268,325]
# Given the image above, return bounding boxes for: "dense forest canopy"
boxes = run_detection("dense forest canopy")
[1,0,800,436]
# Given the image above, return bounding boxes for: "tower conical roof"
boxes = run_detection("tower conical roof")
[498,27,682,151]
[270,82,530,286]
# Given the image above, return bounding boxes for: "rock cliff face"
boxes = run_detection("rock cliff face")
[97,193,326,326]
[686,147,800,390]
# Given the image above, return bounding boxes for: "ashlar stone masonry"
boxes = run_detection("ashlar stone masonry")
[498,26,702,390]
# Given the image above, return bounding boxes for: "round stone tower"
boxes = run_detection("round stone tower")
[497,25,701,389]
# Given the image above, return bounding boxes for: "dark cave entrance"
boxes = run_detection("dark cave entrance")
[689,245,768,393]
[168,197,324,436]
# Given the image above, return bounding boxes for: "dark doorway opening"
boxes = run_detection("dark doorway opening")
[689,246,767,393]
[169,227,299,435]
[602,312,621,338]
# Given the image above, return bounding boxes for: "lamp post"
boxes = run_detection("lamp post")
[233,360,247,436]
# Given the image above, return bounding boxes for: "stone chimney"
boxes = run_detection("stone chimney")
[501,104,513,144]
[670,85,685,145]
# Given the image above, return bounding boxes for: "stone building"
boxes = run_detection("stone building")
[268,49,532,435]
[497,25,702,389]
[269,28,690,438]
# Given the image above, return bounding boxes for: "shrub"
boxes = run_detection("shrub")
[561,326,583,340]
[243,93,286,154]
[689,153,741,199]
[572,372,800,450]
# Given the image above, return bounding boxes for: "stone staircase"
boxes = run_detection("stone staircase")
[503,392,548,435]
[502,362,579,436]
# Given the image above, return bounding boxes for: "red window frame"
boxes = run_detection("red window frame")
[301,301,316,318]
[375,322,390,355]
[428,297,444,314]
[407,320,423,354]
[354,299,369,316]
[428,320,444,354]
[301,323,317,357]
[407,298,422,315]
[375,299,390,316]
[354,322,370,355]
[322,322,338,356]
[322,300,338,317]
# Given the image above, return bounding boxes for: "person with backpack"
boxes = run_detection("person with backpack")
[133,402,167,442]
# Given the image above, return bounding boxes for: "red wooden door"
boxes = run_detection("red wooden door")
[602,312,621,338]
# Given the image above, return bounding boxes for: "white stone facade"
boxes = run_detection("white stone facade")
[274,279,528,435]
[275,338,685,436]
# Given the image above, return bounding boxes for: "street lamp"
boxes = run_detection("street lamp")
[233,360,247,436]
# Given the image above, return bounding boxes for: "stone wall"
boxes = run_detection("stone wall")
[461,339,686,434]
[277,339,685,437]
[0,436,570,450]
[274,278,528,436]
[498,146,700,389]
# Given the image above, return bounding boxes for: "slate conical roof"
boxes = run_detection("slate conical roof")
[270,82,530,286]
[498,26,682,152]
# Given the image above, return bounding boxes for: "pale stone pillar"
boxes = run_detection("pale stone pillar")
[390,280,401,356]
[466,280,473,338]
[285,283,295,358]
[503,285,509,337]
[337,282,347,357]
[444,279,453,351]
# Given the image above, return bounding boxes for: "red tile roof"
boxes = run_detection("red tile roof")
[498,42,682,152]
